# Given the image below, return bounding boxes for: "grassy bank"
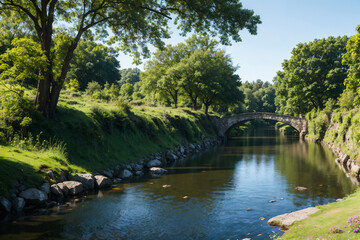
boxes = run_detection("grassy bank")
[0,91,218,198]
[278,109,360,239]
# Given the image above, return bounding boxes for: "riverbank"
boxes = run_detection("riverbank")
[0,91,221,219]
[276,109,360,239]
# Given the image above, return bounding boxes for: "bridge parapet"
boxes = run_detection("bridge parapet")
[213,112,307,139]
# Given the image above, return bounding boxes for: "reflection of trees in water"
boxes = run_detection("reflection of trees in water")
[273,139,356,205]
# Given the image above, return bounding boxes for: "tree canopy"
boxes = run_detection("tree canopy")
[274,36,349,115]
[342,24,360,105]
[141,35,243,113]
[0,0,261,117]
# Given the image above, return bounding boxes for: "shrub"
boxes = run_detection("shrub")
[85,81,102,95]
[116,98,132,114]
[339,89,356,110]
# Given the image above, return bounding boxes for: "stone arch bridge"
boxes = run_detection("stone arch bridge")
[213,112,308,138]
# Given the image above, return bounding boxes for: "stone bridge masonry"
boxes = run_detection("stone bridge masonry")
[213,112,308,139]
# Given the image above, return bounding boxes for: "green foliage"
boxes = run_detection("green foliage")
[342,25,360,105]
[116,98,132,114]
[120,83,134,101]
[0,0,261,117]
[64,79,80,92]
[119,68,140,86]
[338,89,356,110]
[339,114,352,141]
[0,88,34,143]
[66,40,120,90]
[85,81,102,95]
[306,109,330,140]
[234,79,276,113]
[0,38,47,86]
[141,35,243,113]
[275,36,349,115]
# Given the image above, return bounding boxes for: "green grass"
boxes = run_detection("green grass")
[0,91,218,197]
[0,145,86,198]
[279,190,360,239]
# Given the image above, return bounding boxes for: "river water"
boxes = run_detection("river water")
[0,127,356,240]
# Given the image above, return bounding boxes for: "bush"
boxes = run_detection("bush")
[116,98,132,113]
[85,81,102,95]
[0,88,34,143]
[339,89,356,110]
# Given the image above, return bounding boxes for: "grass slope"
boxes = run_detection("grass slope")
[0,92,218,197]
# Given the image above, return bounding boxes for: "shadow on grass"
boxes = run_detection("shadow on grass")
[0,157,44,198]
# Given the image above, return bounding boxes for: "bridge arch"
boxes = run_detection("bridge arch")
[214,112,307,138]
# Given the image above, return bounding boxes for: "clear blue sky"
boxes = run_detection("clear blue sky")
[117,0,360,83]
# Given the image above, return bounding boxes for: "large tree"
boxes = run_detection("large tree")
[275,36,349,115]
[342,25,360,105]
[66,40,120,90]
[0,1,261,117]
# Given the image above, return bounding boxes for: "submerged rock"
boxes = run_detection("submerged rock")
[295,186,308,191]
[19,188,48,205]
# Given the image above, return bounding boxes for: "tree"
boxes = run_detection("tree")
[0,1,261,117]
[119,68,141,86]
[66,40,120,90]
[342,25,360,105]
[275,36,349,115]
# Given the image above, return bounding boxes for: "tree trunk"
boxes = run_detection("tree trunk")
[191,96,197,110]
[204,104,209,115]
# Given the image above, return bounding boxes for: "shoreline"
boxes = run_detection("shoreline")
[0,137,222,223]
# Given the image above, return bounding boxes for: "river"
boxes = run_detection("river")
[0,127,356,240]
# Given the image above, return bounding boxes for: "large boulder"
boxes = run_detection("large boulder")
[0,197,12,213]
[62,181,83,195]
[57,183,69,196]
[351,164,360,177]
[13,197,25,213]
[19,188,48,205]
[149,167,168,178]
[50,184,63,196]
[119,169,133,179]
[73,173,95,190]
[147,159,162,168]
[166,151,178,162]
[131,163,144,172]
[94,175,112,189]
[39,183,50,195]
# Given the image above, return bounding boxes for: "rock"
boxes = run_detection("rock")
[73,173,95,190]
[46,170,55,179]
[112,178,122,184]
[102,169,113,179]
[149,167,168,177]
[242,238,253,240]
[166,151,178,162]
[162,185,171,188]
[62,181,83,195]
[131,163,143,172]
[0,197,12,213]
[280,198,284,200]
[46,201,58,208]
[183,196,190,199]
[335,158,340,163]
[259,217,265,221]
[269,200,276,203]
[18,184,27,192]
[267,207,319,227]
[95,175,112,189]
[336,198,343,202]
[180,146,185,154]
[124,164,133,171]
[147,159,162,168]
[119,169,133,179]
[57,183,69,196]
[135,171,144,176]
[340,154,350,164]
[50,184,63,196]
[19,188,48,205]
[39,183,50,195]
[247,208,251,211]
[59,170,67,182]
[295,186,308,191]
[13,197,25,213]
[351,164,360,176]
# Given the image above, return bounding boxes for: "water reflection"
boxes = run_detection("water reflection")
[0,127,356,240]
